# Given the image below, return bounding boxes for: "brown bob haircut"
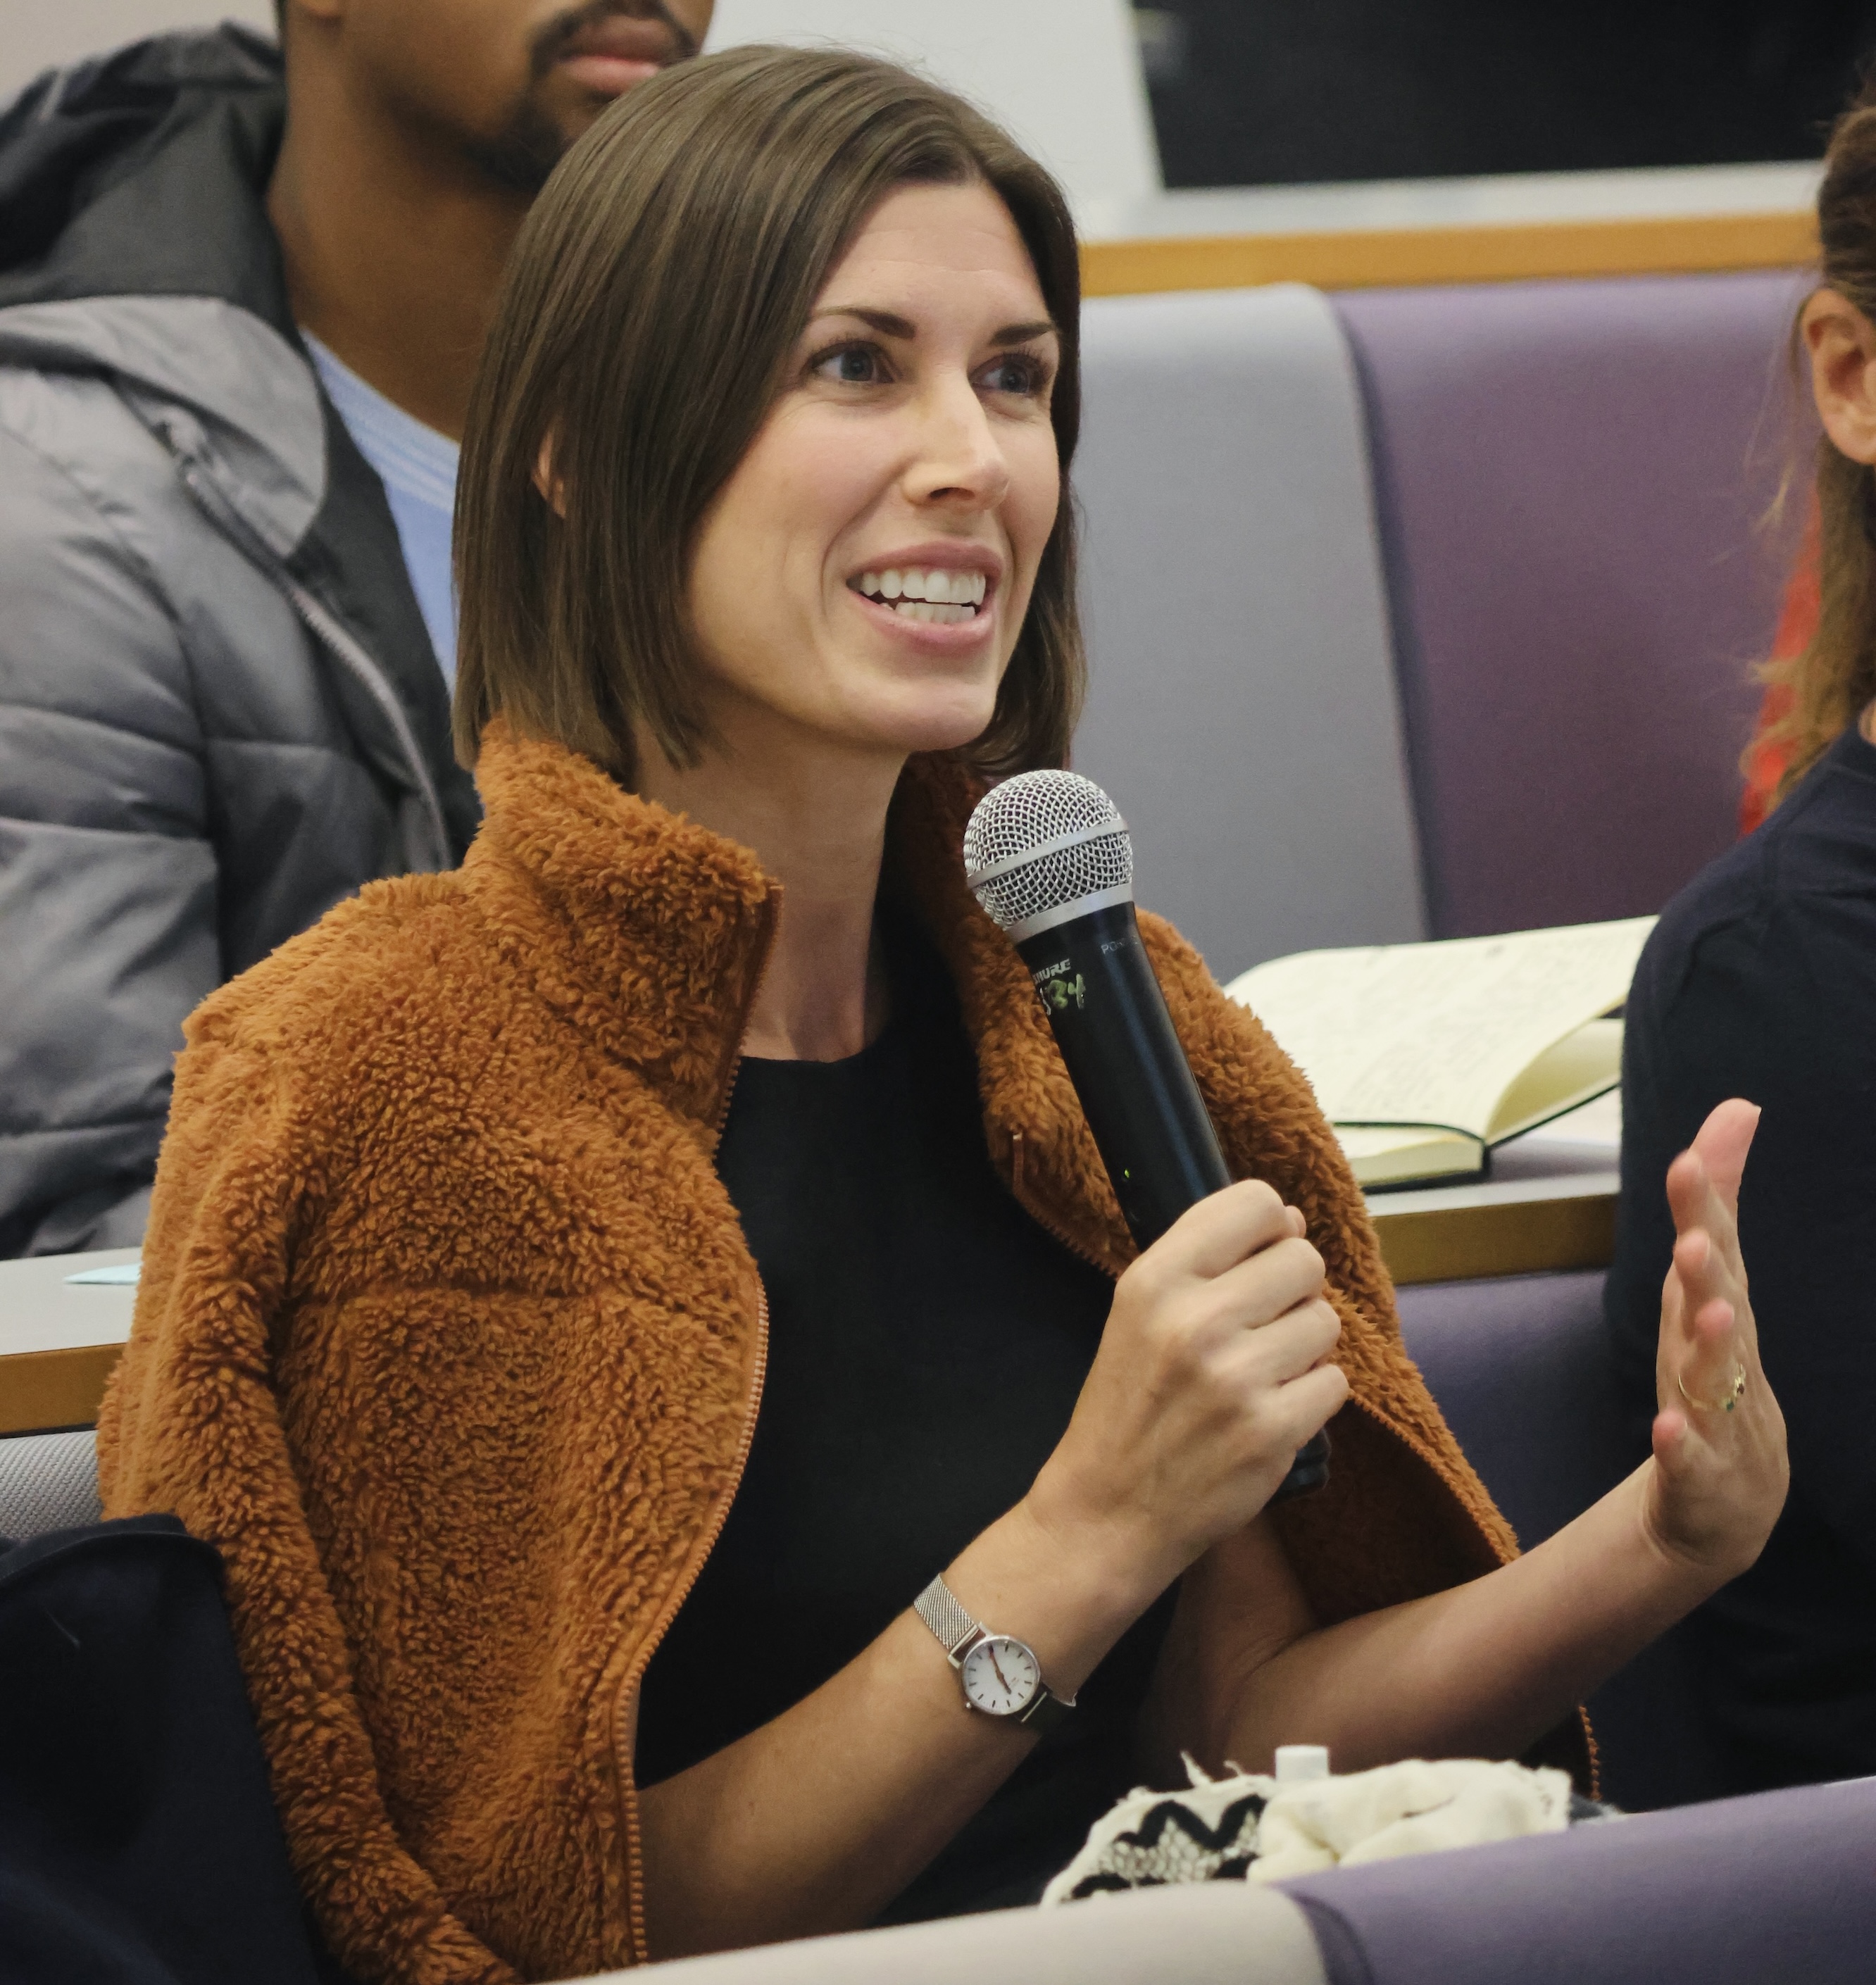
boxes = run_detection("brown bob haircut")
[454,44,1085,787]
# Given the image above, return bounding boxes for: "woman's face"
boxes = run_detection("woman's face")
[686,180,1063,765]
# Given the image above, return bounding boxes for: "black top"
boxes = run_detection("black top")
[634,920,1175,1919]
[1605,721,1876,1793]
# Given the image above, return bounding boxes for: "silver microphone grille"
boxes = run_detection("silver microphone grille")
[963,770,1134,939]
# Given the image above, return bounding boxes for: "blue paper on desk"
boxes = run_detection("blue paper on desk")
[65,1261,141,1286]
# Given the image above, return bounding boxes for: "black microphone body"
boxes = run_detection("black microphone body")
[1015,903,1331,1501]
[1016,903,1225,1248]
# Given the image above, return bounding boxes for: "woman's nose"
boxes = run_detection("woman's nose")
[903,382,1011,511]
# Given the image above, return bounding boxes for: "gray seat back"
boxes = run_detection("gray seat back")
[0,1428,101,1541]
[1074,284,1426,979]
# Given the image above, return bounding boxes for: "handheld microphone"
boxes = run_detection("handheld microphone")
[963,770,1330,1501]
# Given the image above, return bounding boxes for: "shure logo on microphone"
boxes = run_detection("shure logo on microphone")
[1036,968,1088,1013]
[1030,960,1071,984]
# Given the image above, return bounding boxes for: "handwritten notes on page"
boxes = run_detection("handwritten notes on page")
[1224,917,1655,1144]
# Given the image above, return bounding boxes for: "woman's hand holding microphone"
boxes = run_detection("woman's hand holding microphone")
[1018,1096,1789,1651]
[1024,1179,1349,1611]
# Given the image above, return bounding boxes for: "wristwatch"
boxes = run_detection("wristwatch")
[914,1574,1077,1735]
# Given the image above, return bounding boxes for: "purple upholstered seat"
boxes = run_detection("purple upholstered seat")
[1278,1774,1876,1985]
[1332,272,1811,937]
[1396,1270,1627,1551]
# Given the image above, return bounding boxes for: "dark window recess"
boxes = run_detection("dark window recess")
[1134,1,1876,188]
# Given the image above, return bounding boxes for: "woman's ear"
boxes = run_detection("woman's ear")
[533,432,567,516]
[1803,288,1876,466]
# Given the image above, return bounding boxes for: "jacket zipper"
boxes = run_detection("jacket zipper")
[172,459,452,872]
[613,889,779,1964]
[1006,1127,1120,1279]
[615,1284,770,1965]
[708,1046,747,1150]
[703,887,780,1152]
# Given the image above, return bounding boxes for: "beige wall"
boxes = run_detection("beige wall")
[1,4,274,101]
[708,0,1161,215]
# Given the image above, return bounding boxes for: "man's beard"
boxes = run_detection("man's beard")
[465,0,699,196]
[465,96,573,197]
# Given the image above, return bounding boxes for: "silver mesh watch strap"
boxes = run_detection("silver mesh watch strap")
[913,1575,1076,1733]
[914,1574,980,1659]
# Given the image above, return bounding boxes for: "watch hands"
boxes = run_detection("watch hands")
[988,1646,1013,1693]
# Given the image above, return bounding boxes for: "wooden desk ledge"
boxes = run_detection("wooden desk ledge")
[1077,163,1822,295]
[1365,1171,1618,1286]
[0,1248,137,1436]
[1082,210,1815,296]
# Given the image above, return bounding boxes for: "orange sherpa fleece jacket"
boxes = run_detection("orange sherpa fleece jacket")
[99,720,1559,1984]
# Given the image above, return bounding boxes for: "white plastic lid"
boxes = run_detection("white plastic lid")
[1273,1743,1331,1783]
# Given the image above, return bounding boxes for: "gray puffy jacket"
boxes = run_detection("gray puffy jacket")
[0,27,481,1256]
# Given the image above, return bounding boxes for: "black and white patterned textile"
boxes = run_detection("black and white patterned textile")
[1042,1756,1592,1903]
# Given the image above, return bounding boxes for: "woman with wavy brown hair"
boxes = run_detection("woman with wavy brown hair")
[99,44,1783,1984]
[1606,84,1876,1800]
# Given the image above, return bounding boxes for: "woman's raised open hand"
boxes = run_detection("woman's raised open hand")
[1025,1179,1348,1604]
[1645,1098,1787,1582]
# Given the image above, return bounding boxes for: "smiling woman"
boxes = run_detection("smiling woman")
[454,48,1084,798]
[98,44,1789,1985]
[677,179,1063,797]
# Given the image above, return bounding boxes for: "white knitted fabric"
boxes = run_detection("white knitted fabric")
[1042,1755,1575,1903]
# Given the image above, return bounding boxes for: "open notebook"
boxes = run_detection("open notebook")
[1222,917,1654,1186]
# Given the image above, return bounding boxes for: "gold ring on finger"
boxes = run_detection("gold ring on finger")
[1677,1361,1746,1414]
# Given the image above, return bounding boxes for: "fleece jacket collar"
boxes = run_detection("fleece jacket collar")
[465,723,1140,1269]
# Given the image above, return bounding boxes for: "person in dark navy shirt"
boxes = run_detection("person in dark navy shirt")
[1607,83,1876,1793]
[1608,717,1876,1791]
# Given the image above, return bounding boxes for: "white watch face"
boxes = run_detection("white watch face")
[960,1634,1041,1717]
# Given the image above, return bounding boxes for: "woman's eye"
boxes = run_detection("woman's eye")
[979,353,1050,398]
[813,343,887,386]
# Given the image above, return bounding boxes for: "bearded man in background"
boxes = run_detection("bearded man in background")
[0,1,711,1256]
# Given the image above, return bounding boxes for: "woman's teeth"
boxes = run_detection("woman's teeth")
[856,567,987,622]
